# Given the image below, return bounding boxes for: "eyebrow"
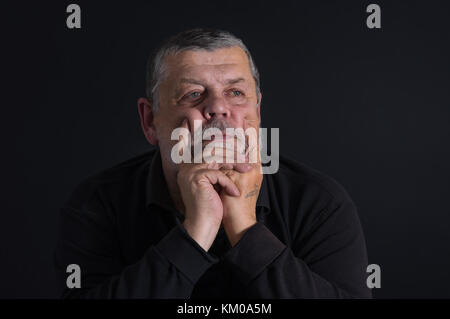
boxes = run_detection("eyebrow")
[224,77,245,85]
[179,78,204,85]
[179,77,246,85]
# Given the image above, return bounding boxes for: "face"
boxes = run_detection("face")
[138,46,262,172]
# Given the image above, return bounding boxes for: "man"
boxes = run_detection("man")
[55,28,371,298]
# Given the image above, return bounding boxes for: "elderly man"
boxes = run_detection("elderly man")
[55,28,371,298]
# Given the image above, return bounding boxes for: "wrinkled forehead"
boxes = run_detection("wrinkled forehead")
[163,47,254,84]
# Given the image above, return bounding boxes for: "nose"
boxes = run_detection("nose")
[203,94,230,120]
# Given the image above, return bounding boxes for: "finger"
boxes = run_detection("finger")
[218,163,234,170]
[203,170,240,197]
[203,142,253,173]
[203,153,252,173]
[205,160,220,170]
[207,140,246,163]
[203,152,236,165]
[233,163,253,173]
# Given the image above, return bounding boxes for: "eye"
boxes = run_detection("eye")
[178,90,204,106]
[231,90,243,97]
[188,91,201,98]
[181,91,203,101]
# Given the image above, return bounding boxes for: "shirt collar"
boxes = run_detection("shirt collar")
[145,148,271,216]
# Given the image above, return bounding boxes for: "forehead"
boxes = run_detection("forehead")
[164,47,252,81]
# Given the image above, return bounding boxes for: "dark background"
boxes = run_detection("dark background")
[2,0,449,298]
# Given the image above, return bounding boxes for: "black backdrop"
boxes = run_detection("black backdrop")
[2,0,450,298]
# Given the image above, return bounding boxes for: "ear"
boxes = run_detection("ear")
[137,97,159,145]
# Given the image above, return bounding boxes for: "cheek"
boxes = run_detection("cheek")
[155,108,204,143]
[245,105,260,119]
[167,108,204,123]
[231,107,260,129]
[182,109,206,133]
[156,107,199,129]
[185,108,205,121]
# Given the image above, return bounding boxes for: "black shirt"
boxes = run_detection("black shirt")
[54,147,371,298]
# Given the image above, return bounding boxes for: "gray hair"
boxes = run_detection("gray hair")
[145,28,261,111]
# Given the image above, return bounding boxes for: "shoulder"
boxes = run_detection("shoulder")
[63,148,157,210]
[266,154,357,223]
[274,154,354,206]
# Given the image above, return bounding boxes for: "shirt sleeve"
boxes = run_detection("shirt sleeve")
[223,199,372,298]
[54,198,218,299]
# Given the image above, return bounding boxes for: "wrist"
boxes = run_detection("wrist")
[182,218,220,252]
[223,217,257,247]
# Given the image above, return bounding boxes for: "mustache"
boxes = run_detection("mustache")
[189,118,249,151]
[201,118,233,135]
[191,118,234,143]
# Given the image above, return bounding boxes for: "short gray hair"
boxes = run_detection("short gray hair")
[145,28,261,111]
